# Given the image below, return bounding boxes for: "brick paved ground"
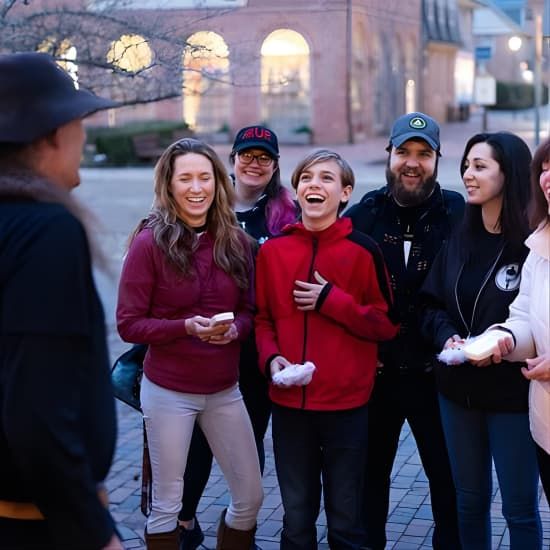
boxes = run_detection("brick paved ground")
[80,109,550,549]
[108,401,550,550]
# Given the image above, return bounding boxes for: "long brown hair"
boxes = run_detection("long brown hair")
[529,138,550,229]
[0,143,110,273]
[131,138,252,288]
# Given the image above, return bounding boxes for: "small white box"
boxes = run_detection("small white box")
[210,312,234,327]
[463,331,508,361]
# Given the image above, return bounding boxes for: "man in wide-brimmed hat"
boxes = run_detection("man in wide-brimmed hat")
[0,52,123,550]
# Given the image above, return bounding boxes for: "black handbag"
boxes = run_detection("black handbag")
[111,344,147,411]
[111,344,152,516]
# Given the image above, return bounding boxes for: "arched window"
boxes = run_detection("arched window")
[37,38,79,88]
[182,31,231,135]
[107,34,152,73]
[261,29,311,143]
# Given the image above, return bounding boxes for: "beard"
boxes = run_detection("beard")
[385,165,438,207]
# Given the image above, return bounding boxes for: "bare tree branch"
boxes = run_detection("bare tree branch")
[0,1,244,106]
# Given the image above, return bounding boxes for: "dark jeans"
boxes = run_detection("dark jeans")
[364,369,460,550]
[536,443,550,506]
[179,346,271,521]
[439,395,542,550]
[272,403,368,550]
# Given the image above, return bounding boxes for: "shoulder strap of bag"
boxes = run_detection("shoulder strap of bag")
[141,419,152,517]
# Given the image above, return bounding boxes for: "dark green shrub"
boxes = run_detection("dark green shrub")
[490,81,549,110]
[86,120,192,165]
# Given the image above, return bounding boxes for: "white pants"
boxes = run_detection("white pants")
[141,375,263,534]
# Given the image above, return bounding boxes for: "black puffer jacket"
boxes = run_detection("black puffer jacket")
[420,227,530,412]
[0,171,117,549]
[345,184,465,372]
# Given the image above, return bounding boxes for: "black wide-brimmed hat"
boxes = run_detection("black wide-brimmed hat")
[0,52,118,144]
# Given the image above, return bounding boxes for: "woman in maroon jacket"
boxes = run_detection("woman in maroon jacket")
[117,138,262,550]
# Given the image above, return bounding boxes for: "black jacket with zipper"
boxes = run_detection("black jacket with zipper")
[420,226,530,412]
[345,184,465,373]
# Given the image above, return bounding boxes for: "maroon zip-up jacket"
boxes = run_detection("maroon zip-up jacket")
[255,218,399,411]
[117,228,254,394]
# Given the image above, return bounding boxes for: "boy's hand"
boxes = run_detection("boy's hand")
[270,355,292,384]
[293,271,328,311]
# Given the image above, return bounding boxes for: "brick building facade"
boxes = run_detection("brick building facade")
[4,0,469,143]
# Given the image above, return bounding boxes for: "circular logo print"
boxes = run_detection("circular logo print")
[495,263,521,291]
[409,117,427,129]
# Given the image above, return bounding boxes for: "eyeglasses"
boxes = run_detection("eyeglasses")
[237,151,274,167]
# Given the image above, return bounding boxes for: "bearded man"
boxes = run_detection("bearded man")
[345,112,464,550]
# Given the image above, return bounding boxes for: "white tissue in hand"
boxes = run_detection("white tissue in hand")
[438,347,466,365]
[273,361,316,386]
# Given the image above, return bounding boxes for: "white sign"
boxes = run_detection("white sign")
[474,75,497,106]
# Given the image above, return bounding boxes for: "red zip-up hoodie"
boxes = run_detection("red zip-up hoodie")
[255,217,399,411]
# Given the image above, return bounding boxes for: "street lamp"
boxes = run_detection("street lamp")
[510,14,544,146]
[508,35,522,52]
[534,10,543,146]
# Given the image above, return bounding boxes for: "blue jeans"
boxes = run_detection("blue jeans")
[272,404,368,550]
[439,395,541,550]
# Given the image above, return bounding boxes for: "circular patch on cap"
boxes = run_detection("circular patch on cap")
[409,117,427,129]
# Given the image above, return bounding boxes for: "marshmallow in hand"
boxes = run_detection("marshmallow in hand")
[273,361,316,386]
[438,347,466,365]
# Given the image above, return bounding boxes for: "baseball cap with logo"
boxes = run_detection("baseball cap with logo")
[388,112,440,152]
[232,125,279,158]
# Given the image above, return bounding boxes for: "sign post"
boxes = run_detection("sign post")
[475,46,492,62]
[474,74,497,132]
[544,0,550,38]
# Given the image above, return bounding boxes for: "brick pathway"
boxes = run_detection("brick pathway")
[107,401,550,550]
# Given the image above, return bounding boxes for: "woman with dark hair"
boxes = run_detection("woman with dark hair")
[481,137,550,506]
[178,126,297,549]
[421,132,542,549]
[117,138,263,549]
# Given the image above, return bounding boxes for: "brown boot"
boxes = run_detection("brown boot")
[145,525,180,550]
[216,509,256,550]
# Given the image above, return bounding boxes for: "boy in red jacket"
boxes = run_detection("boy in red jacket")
[255,149,399,549]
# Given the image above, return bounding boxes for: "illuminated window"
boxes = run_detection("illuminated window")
[37,38,79,88]
[261,29,311,142]
[107,34,152,73]
[182,31,231,134]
